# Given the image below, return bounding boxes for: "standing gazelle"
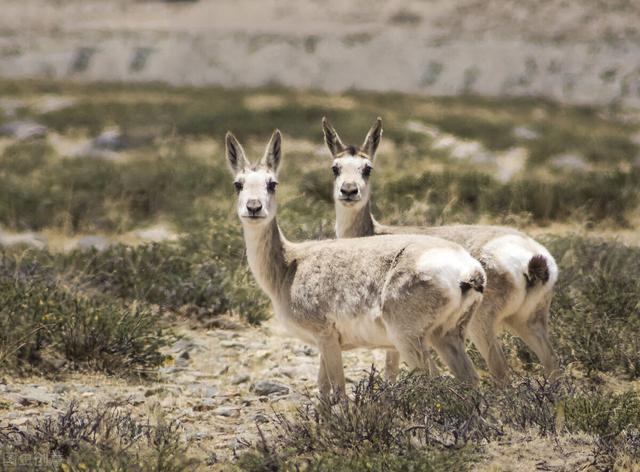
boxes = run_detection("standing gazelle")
[323,117,559,383]
[225,130,487,397]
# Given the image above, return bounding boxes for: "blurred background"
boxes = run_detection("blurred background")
[1,2,640,469]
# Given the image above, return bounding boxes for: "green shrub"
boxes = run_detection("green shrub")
[0,402,196,471]
[0,254,171,375]
[56,223,269,325]
[0,143,228,232]
[374,169,639,226]
[543,236,640,378]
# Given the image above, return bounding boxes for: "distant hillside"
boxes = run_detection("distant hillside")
[1,0,639,107]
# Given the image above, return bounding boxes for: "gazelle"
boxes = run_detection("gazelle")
[225,130,487,397]
[322,117,559,383]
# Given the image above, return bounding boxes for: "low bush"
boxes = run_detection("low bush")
[0,254,171,376]
[0,402,196,471]
[238,371,640,471]
[544,236,640,378]
[375,169,639,226]
[59,224,270,325]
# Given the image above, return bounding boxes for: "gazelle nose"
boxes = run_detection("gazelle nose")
[340,182,359,197]
[246,199,263,215]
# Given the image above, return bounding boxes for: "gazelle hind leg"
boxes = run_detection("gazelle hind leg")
[429,300,482,385]
[429,329,480,386]
[386,330,438,375]
[385,346,439,382]
[504,292,559,379]
[466,308,509,383]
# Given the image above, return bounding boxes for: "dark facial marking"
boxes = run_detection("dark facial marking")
[267,180,278,192]
[362,164,372,178]
[332,164,340,177]
[234,181,243,192]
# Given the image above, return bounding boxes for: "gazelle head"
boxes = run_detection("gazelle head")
[225,130,282,226]
[322,117,382,210]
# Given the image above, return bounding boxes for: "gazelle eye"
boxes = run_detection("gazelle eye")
[234,181,243,192]
[332,165,340,177]
[362,165,372,178]
[267,180,278,192]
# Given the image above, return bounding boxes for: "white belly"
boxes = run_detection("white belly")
[332,309,393,350]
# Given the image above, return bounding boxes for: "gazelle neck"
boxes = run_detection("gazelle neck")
[242,217,290,298]
[335,200,375,238]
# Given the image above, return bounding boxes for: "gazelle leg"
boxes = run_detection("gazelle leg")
[384,350,400,382]
[429,330,480,386]
[317,330,346,398]
[467,309,510,383]
[505,293,559,379]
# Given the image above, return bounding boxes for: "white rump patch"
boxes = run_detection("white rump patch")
[416,248,484,331]
[482,234,559,317]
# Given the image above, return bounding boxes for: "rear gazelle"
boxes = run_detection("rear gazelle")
[323,117,559,383]
[225,130,486,397]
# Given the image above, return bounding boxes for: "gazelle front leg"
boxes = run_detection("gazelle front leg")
[384,350,400,382]
[317,329,346,399]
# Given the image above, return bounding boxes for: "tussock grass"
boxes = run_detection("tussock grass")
[544,235,640,378]
[0,402,196,471]
[0,253,171,376]
[238,371,640,471]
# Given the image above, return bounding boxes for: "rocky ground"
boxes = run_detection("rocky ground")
[0,316,618,470]
[0,316,389,465]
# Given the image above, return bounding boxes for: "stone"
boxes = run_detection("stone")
[66,235,110,252]
[193,398,217,412]
[0,120,47,140]
[551,153,588,171]
[17,387,56,406]
[134,225,178,243]
[253,381,289,396]
[513,126,539,141]
[52,384,71,394]
[254,413,270,424]
[214,406,240,418]
[0,231,47,249]
[231,374,250,385]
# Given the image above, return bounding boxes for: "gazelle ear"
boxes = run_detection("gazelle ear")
[322,117,345,157]
[362,117,383,159]
[225,132,248,175]
[261,129,282,174]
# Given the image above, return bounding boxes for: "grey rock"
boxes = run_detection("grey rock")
[231,374,250,385]
[194,398,217,412]
[0,231,47,249]
[254,413,270,424]
[253,381,289,396]
[187,431,213,441]
[134,225,178,243]
[0,120,47,140]
[214,406,240,417]
[17,387,56,406]
[52,384,71,394]
[513,126,539,141]
[69,235,110,251]
[551,153,588,171]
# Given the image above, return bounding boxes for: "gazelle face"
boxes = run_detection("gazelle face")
[233,168,278,224]
[323,117,382,211]
[225,130,282,227]
[331,152,373,208]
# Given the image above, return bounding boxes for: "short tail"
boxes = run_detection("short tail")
[460,270,485,295]
[525,254,550,288]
